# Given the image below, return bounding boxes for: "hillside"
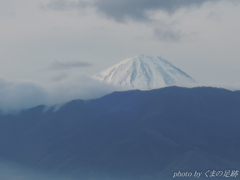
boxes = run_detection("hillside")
[0,86,240,179]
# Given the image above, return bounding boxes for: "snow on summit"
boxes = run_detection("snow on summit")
[93,55,195,89]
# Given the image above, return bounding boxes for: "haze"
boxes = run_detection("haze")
[0,0,240,111]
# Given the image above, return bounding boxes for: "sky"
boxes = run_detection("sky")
[0,0,240,111]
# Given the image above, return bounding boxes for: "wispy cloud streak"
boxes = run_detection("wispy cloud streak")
[49,61,93,70]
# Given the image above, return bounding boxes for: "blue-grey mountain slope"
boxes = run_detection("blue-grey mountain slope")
[0,87,240,179]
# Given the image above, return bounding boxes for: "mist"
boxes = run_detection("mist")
[0,73,239,113]
[0,159,77,180]
[0,159,146,180]
[0,74,125,113]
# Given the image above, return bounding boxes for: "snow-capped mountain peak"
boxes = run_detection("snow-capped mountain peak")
[93,54,195,89]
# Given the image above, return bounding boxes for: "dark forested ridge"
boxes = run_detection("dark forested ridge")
[1,86,240,180]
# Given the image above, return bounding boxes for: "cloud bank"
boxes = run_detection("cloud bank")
[0,77,47,113]
[0,74,239,113]
[45,0,220,22]
[0,75,121,113]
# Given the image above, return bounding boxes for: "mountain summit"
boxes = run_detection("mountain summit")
[93,54,195,89]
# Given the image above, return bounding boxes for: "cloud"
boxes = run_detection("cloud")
[41,0,90,11]
[49,61,93,70]
[44,0,221,22]
[0,74,239,113]
[50,73,69,81]
[0,77,47,113]
[153,28,185,42]
[46,74,121,105]
[0,74,120,113]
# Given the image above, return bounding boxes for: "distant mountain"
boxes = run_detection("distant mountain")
[93,54,195,89]
[1,87,240,180]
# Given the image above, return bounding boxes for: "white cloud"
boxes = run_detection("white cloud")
[0,74,120,113]
[0,72,239,113]
[45,73,121,105]
[0,0,239,104]
[0,77,47,113]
